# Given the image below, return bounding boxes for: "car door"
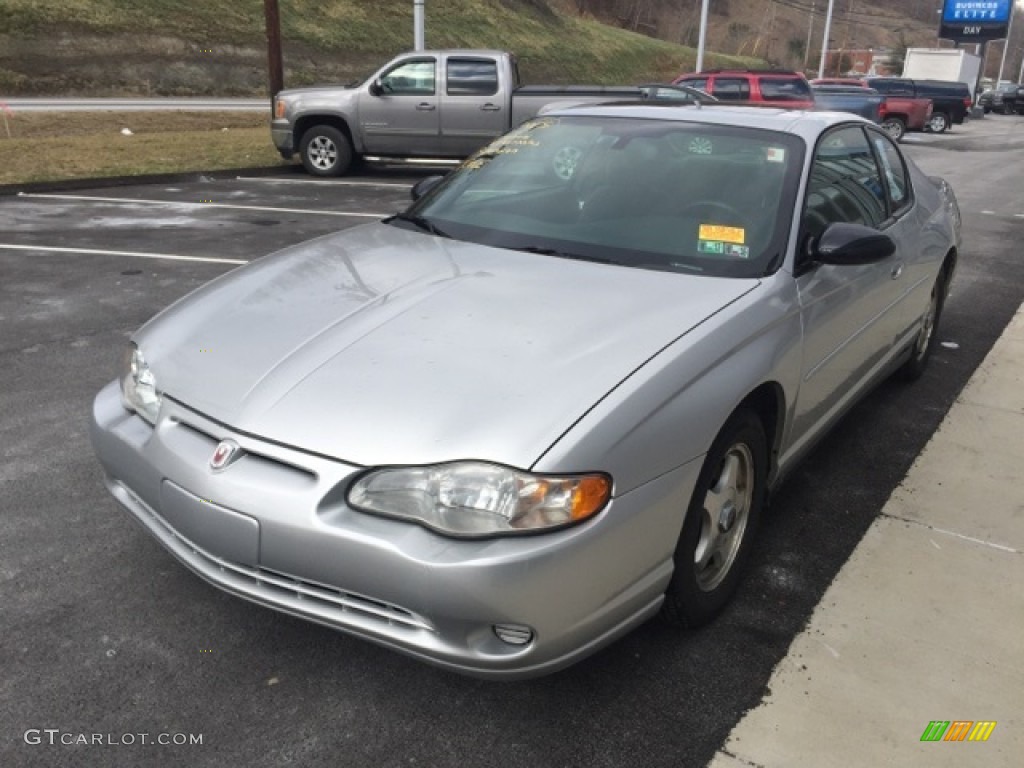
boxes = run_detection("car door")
[437,56,507,157]
[790,124,909,448]
[358,56,441,155]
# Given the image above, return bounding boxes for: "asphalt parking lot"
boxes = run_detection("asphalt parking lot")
[3,116,1024,768]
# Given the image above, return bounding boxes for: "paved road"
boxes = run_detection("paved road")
[1,116,1023,768]
[0,98,269,112]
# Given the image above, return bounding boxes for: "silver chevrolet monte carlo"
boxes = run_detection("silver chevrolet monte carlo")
[91,104,961,679]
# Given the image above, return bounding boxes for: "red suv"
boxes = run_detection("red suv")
[672,69,814,108]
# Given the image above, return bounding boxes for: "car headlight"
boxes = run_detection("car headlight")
[120,344,161,425]
[347,462,611,538]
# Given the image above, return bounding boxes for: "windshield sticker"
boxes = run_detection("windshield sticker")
[699,241,751,258]
[699,224,745,244]
[765,147,786,163]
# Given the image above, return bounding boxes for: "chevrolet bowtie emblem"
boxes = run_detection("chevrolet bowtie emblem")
[210,439,242,471]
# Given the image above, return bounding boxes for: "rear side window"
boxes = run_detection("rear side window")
[712,78,751,100]
[760,77,811,101]
[447,58,499,96]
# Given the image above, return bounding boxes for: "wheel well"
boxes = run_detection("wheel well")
[293,115,353,149]
[736,383,785,483]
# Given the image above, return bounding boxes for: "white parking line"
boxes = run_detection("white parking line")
[17,192,386,218]
[235,176,412,189]
[0,243,247,265]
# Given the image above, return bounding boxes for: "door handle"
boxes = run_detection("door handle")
[480,103,501,111]
[416,103,436,111]
[891,263,904,279]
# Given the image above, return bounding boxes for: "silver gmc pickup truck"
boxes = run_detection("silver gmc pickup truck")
[271,49,645,176]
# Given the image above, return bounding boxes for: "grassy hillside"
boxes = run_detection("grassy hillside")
[0,0,763,96]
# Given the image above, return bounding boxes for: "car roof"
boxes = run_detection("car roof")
[539,102,863,143]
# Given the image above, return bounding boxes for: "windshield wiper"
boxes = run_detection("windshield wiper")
[511,245,618,265]
[384,212,451,239]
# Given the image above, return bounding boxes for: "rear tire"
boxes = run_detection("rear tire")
[926,112,950,133]
[299,125,353,177]
[881,116,906,141]
[662,408,767,628]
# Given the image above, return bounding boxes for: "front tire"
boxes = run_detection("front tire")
[299,125,353,177]
[662,408,767,628]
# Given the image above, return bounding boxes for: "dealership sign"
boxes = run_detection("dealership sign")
[939,0,1013,41]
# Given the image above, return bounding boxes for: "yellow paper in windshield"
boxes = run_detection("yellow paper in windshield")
[699,224,745,245]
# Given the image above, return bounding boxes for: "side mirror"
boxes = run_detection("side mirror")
[812,222,895,265]
[369,79,384,97]
[410,175,445,201]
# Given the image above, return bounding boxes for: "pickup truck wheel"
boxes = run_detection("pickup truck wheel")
[299,125,353,177]
[661,408,766,628]
[926,112,949,133]
[881,116,906,141]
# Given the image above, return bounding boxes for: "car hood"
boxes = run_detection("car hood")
[138,223,757,468]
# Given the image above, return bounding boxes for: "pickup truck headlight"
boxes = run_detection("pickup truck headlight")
[348,462,611,537]
[120,344,161,425]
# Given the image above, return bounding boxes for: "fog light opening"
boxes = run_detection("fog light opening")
[493,623,534,646]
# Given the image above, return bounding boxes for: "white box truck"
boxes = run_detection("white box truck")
[902,48,982,93]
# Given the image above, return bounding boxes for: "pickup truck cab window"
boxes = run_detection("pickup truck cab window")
[381,59,436,95]
[447,58,499,96]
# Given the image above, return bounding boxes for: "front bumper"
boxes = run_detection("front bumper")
[90,381,697,679]
[271,119,294,158]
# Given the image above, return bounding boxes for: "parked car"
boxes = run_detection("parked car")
[811,78,932,141]
[863,77,971,133]
[93,105,960,679]
[672,69,814,108]
[810,84,884,122]
[272,49,643,176]
[978,82,1021,114]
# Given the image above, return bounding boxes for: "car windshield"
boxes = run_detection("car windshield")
[398,115,805,278]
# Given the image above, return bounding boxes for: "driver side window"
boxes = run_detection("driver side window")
[380,59,436,95]
[802,125,887,244]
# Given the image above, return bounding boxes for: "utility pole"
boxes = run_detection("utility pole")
[997,2,1016,83]
[696,0,710,72]
[817,0,836,80]
[264,0,284,107]
[804,1,816,71]
[414,0,425,51]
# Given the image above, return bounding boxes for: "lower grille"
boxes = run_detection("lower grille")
[131,483,434,634]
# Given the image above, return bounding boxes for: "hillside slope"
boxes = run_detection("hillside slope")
[0,0,764,95]
[3,0,1003,97]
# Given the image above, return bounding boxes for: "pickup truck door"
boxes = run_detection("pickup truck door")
[789,125,911,452]
[437,55,509,157]
[358,56,441,155]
